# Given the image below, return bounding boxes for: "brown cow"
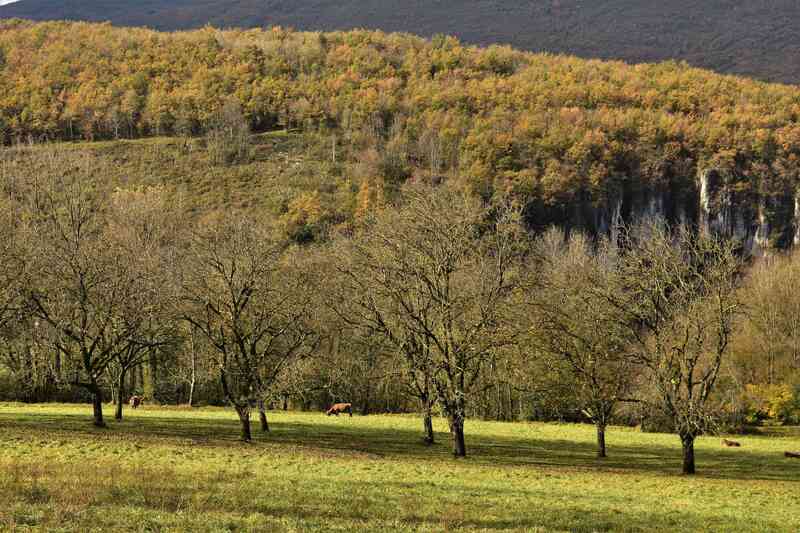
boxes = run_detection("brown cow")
[129,395,144,409]
[326,402,352,417]
[786,451,800,459]
[722,438,741,447]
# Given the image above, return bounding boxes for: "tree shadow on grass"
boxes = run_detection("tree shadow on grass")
[7,472,767,532]
[239,478,771,533]
[253,476,789,532]
[1,409,798,483]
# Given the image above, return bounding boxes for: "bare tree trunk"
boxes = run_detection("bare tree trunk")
[258,400,270,432]
[188,328,197,406]
[146,355,157,401]
[596,423,607,458]
[110,382,118,410]
[115,369,127,421]
[91,383,106,428]
[768,349,775,385]
[496,380,503,421]
[361,384,371,416]
[681,434,696,475]
[421,396,435,445]
[282,394,288,411]
[235,405,252,441]
[449,415,466,457]
[423,411,435,445]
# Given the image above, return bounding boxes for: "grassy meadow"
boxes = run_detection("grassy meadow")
[1,404,799,532]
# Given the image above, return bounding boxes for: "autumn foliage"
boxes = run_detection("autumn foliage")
[2,20,800,216]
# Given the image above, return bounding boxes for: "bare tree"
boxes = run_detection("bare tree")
[0,187,58,399]
[325,243,439,438]
[0,170,62,398]
[528,229,638,458]
[596,222,741,474]
[14,150,168,426]
[105,186,180,420]
[181,214,316,441]
[738,256,800,382]
[334,185,523,456]
[206,99,253,166]
[0,170,27,342]
[184,323,202,406]
[159,322,219,407]
[405,333,439,444]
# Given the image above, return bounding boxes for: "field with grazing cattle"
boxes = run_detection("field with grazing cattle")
[1,403,799,532]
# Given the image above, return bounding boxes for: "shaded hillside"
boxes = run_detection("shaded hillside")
[2,1,800,83]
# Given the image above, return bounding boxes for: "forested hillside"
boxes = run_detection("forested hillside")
[2,20,800,252]
[2,1,800,83]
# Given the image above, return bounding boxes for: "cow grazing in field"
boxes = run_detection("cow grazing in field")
[326,402,352,416]
[722,439,741,447]
[129,395,144,409]
[786,451,800,459]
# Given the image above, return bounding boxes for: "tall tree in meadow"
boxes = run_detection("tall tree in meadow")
[329,266,439,442]
[527,229,638,458]
[181,214,316,441]
[596,222,741,474]
[331,194,441,446]
[334,185,524,456]
[13,149,166,426]
[104,186,180,420]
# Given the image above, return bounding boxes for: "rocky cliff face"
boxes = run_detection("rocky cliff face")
[698,169,797,255]
[546,168,798,256]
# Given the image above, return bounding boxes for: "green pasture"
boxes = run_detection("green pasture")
[1,403,798,532]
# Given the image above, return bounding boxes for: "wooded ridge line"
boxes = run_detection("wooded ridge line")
[2,0,800,83]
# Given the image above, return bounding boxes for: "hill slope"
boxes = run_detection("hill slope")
[3,20,800,252]
[2,0,800,84]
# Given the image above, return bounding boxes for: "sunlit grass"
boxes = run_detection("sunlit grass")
[1,403,799,531]
[4,131,348,221]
